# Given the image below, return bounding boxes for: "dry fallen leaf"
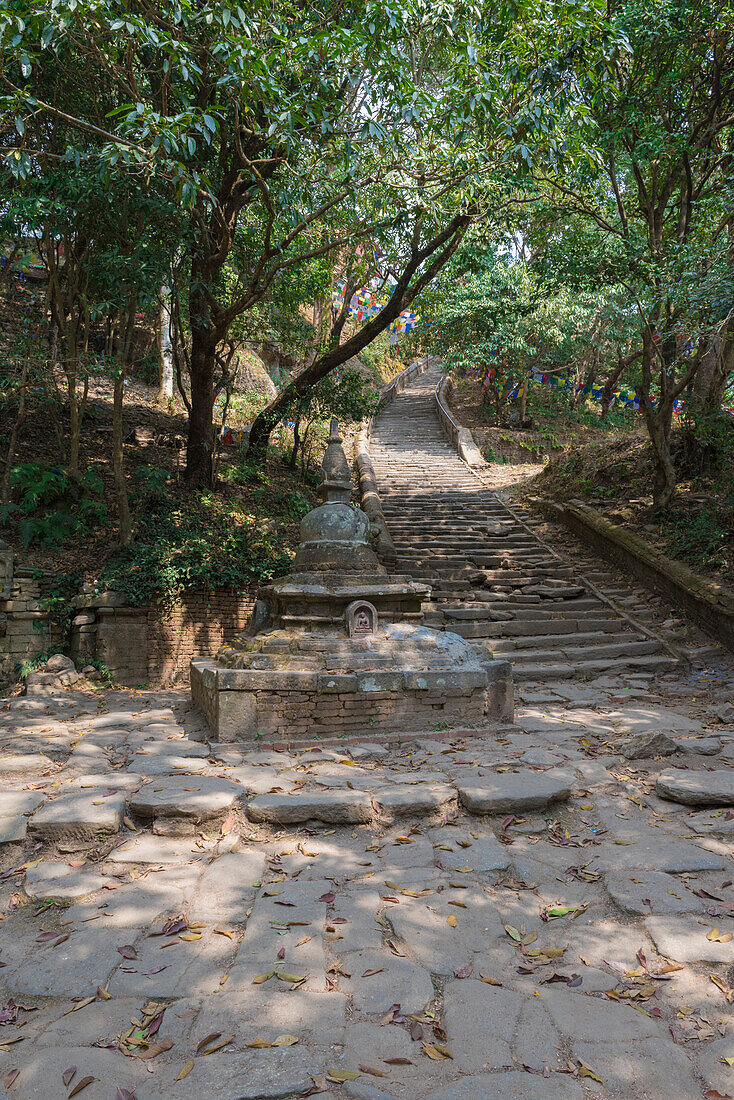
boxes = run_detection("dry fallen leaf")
[359,1064,386,1077]
[62,1067,77,1087]
[68,1076,97,1097]
[138,1037,173,1060]
[176,1060,194,1080]
[447,915,458,928]
[273,1034,299,1046]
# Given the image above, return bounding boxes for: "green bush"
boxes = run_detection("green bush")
[0,464,107,547]
[99,490,294,606]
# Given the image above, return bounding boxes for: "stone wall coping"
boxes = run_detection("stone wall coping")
[193,660,492,694]
[434,373,486,468]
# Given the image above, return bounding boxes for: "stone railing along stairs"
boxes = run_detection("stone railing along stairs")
[367,363,678,683]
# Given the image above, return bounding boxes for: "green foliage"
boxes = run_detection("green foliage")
[664,505,734,582]
[16,648,63,679]
[98,490,294,606]
[1,465,107,547]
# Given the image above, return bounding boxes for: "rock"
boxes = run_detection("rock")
[28,789,125,841]
[620,731,677,759]
[656,768,734,806]
[246,790,372,825]
[457,771,571,814]
[674,736,722,755]
[372,784,456,819]
[129,776,243,820]
[44,653,76,673]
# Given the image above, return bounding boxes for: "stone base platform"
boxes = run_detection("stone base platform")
[191,658,513,742]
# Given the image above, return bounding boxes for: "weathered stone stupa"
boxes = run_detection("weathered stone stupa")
[191,421,513,741]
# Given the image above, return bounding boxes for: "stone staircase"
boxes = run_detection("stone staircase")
[368,365,678,683]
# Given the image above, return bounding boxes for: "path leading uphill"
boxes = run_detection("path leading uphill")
[369,364,695,685]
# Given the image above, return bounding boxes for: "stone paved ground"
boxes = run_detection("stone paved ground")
[0,660,733,1100]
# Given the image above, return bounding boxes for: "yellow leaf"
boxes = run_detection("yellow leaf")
[246,1038,273,1049]
[252,970,275,984]
[180,933,202,942]
[326,1069,361,1083]
[176,1060,194,1080]
[422,1043,450,1060]
[447,915,458,928]
[479,974,502,986]
[577,1059,604,1083]
[273,1034,299,1046]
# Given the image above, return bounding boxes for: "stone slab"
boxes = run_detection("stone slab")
[646,914,734,963]
[0,816,27,844]
[0,1045,147,1100]
[108,834,209,864]
[457,771,572,814]
[604,870,703,915]
[28,790,124,841]
[433,833,510,872]
[24,860,107,899]
[247,790,372,824]
[139,1050,315,1100]
[372,784,456,818]
[340,949,434,1015]
[129,776,243,820]
[0,752,55,773]
[425,1074,583,1100]
[656,768,734,806]
[0,790,46,816]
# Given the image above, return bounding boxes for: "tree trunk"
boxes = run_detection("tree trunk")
[290,417,301,468]
[112,371,133,547]
[1,348,30,504]
[637,330,677,510]
[185,324,216,487]
[157,284,174,404]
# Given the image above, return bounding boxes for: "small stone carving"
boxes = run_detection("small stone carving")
[346,600,377,637]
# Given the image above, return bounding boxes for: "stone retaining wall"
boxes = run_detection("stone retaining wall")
[0,541,257,690]
[70,588,257,686]
[544,499,734,654]
[0,563,65,689]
